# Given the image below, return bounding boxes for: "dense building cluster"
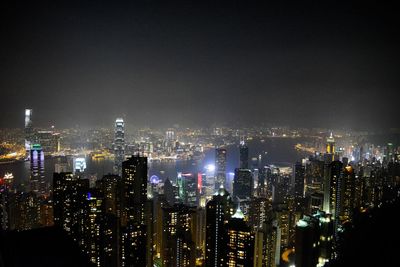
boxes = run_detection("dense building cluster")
[1,111,400,267]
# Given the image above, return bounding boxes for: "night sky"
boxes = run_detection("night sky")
[1,1,399,129]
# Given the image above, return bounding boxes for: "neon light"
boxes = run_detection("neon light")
[197,173,202,193]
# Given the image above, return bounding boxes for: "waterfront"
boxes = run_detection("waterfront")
[0,137,312,186]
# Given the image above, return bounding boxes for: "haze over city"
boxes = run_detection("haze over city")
[1,1,399,129]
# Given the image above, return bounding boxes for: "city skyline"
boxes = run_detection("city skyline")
[1,1,400,267]
[1,1,399,130]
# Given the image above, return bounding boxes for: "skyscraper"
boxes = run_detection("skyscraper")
[326,133,336,161]
[205,187,232,267]
[97,174,121,267]
[260,217,279,267]
[293,162,305,210]
[239,139,249,169]
[215,148,227,189]
[329,160,343,230]
[233,168,253,201]
[114,118,125,176]
[161,204,196,267]
[121,156,148,224]
[177,172,198,207]
[30,144,45,196]
[295,216,320,267]
[120,156,149,266]
[225,207,255,267]
[24,108,33,153]
[53,172,90,244]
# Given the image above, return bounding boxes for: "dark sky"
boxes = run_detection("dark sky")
[0,1,399,129]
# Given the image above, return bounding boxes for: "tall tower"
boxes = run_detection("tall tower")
[205,187,232,267]
[295,216,320,267]
[121,156,148,224]
[25,109,33,153]
[225,207,255,267]
[239,138,249,169]
[326,133,335,159]
[293,162,305,210]
[233,168,253,201]
[121,156,148,266]
[215,148,227,189]
[114,118,125,175]
[30,144,45,195]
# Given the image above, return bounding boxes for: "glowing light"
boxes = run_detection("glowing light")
[4,173,14,180]
[205,164,215,172]
[232,206,244,219]
[197,173,202,193]
[296,220,308,227]
[150,175,160,184]
[74,157,87,173]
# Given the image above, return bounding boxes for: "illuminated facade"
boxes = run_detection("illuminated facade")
[248,197,270,231]
[326,133,335,154]
[30,144,46,196]
[24,108,33,152]
[261,218,279,267]
[120,156,148,266]
[225,207,255,267]
[85,191,103,266]
[53,172,90,248]
[177,172,198,207]
[114,118,125,175]
[97,174,120,267]
[215,148,227,189]
[205,187,232,267]
[161,204,196,267]
[73,157,87,173]
[239,139,249,169]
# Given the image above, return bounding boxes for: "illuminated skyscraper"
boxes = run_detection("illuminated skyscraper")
[215,148,227,189]
[313,211,334,263]
[341,165,356,222]
[293,162,305,210]
[97,174,120,267]
[121,156,148,224]
[205,187,232,267]
[260,218,279,267]
[233,168,253,201]
[53,172,90,244]
[85,190,103,266]
[30,144,45,195]
[120,156,148,266]
[239,139,249,169]
[161,204,196,267]
[326,133,335,160]
[24,108,33,153]
[114,118,125,175]
[165,129,175,141]
[295,216,320,267]
[177,172,198,207]
[329,160,343,230]
[225,207,255,267]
